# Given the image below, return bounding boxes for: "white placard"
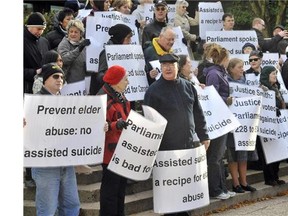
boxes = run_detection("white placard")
[153,146,209,214]
[229,96,262,151]
[198,2,224,39]
[86,11,139,71]
[206,31,258,55]
[260,110,288,164]
[229,83,277,138]
[23,95,106,167]
[105,44,149,101]
[108,106,167,181]
[194,85,241,139]
[60,79,87,96]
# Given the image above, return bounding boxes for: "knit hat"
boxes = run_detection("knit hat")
[26,12,46,28]
[242,43,256,53]
[159,53,180,63]
[103,65,126,85]
[108,24,132,44]
[42,63,64,84]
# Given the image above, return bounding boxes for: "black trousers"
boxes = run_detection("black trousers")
[257,140,281,182]
[100,164,127,216]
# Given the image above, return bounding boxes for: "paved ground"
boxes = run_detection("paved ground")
[209,192,288,216]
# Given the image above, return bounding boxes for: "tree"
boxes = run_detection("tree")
[227,0,288,37]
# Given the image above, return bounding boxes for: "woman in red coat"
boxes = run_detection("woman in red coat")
[97,65,130,216]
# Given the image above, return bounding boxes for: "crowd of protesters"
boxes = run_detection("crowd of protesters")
[23,0,288,215]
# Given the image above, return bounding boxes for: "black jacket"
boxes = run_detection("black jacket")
[142,19,167,48]
[144,76,209,150]
[45,25,66,50]
[252,28,282,53]
[24,27,50,94]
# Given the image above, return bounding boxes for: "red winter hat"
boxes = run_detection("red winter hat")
[103,65,126,85]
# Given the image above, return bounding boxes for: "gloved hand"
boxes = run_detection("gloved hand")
[276,108,281,117]
[196,36,202,43]
[116,119,129,130]
[182,38,187,46]
[135,20,140,29]
[78,39,91,52]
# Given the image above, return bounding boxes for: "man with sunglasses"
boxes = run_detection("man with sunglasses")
[31,63,81,216]
[142,0,168,47]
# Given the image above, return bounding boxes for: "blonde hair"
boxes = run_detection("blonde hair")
[66,20,85,34]
[207,44,229,65]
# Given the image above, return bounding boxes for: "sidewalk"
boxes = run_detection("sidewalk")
[209,191,288,216]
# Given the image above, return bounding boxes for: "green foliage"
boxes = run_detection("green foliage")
[229,1,254,30]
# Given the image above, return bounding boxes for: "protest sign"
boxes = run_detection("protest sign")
[23,95,106,167]
[198,2,224,38]
[86,11,139,71]
[229,96,262,151]
[206,31,258,55]
[229,83,277,139]
[153,146,209,213]
[60,80,87,96]
[108,106,167,181]
[195,85,241,139]
[260,110,288,164]
[105,44,149,101]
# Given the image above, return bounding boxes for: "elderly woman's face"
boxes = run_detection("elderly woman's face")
[68,26,82,42]
[178,4,188,15]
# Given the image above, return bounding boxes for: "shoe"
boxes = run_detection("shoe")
[276,179,286,185]
[233,185,245,193]
[226,190,236,197]
[25,179,36,188]
[240,184,257,192]
[265,180,278,186]
[213,192,230,200]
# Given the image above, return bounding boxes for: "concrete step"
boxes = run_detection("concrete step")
[23,162,288,216]
[24,190,153,216]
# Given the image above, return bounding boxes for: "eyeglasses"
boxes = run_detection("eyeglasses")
[52,74,64,80]
[162,63,176,69]
[162,35,175,42]
[260,23,265,27]
[156,7,166,12]
[249,58,259,62]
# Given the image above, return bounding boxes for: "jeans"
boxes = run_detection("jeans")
[32,166,80,216]
[206,134,228,197]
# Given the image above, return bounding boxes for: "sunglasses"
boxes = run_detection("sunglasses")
[156,7,166,12]
[52,74,64,80]
[249,58,259,62]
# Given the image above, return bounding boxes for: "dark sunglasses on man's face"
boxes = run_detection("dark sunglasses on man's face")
[249,58,259,62]
[52,74,64,80]
[156,7,166,12]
